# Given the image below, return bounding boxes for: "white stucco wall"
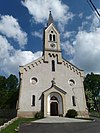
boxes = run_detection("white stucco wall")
[18,55,87,117]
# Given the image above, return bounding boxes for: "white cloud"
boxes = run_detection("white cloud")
[0,35,14,60]
[21,0,74,31]
[61,41,75,56]
[0,15,28,48]
[72,29,100,73]
[0,34,42,76]
[59,10,100,74]
[12,50,42,66]
[63,31,75,39]
[78,13,83,19]
[32,31,42,39]
[89,13,100,31]
[79,11,100,32]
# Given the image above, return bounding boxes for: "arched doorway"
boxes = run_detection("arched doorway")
[50,102,58,116]
[47,92,63,116]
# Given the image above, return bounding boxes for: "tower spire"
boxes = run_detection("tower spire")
[47,11,54,26]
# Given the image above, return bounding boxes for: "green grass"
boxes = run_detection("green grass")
[0,118,35,133]
[90,111,100,118]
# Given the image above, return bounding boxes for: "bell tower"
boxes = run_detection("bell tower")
[43,11,62,63]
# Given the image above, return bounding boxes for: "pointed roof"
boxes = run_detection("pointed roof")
[43,84,67,95]
[47,11,54,26]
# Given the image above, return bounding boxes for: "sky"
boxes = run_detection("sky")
[0,0,100,77]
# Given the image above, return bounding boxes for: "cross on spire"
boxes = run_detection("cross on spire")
[47,11,54,26]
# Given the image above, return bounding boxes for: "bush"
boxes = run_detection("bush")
[65,109,78,118]
[34,112,44,119]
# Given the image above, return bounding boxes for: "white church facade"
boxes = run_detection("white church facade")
[17,12,88,118]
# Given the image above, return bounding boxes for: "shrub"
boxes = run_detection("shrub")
[65,109,78,118]
[34,112,44,119]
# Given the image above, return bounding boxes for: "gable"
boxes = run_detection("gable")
[45,23,59,35]
[62,58,84,77]
[43,85,67,95]
[19,56,84,79]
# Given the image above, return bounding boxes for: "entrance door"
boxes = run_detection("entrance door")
[50,102,58,116]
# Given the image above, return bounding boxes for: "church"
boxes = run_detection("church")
[17,12,88,118]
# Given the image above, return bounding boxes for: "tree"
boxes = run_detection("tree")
[85,89,94,111]
[0,76,6,89]
[6,89,19,109]
[84,73,100,111]
[0,74,19,109]
[0,76,7,109]
[6,74,18,90]
[6,74,19,109]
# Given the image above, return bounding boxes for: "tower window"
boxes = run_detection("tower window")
[49,31,56,42]
[32,95,35,106]
[72,96,76,106]
[49,34,52,41]
[52,60,55,72]
[53,35,55,41]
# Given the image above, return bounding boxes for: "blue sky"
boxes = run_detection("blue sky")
[0,0,100,77]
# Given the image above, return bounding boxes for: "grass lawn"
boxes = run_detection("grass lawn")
[90,111,100,118]
[0,118,35,133]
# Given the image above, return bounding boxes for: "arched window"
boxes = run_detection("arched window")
[32,95,35,106]
[49,34,52,41]
[49,31,56,42]
[72,96,76,106]
[53,34,55,41]
[52,60,55,72]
